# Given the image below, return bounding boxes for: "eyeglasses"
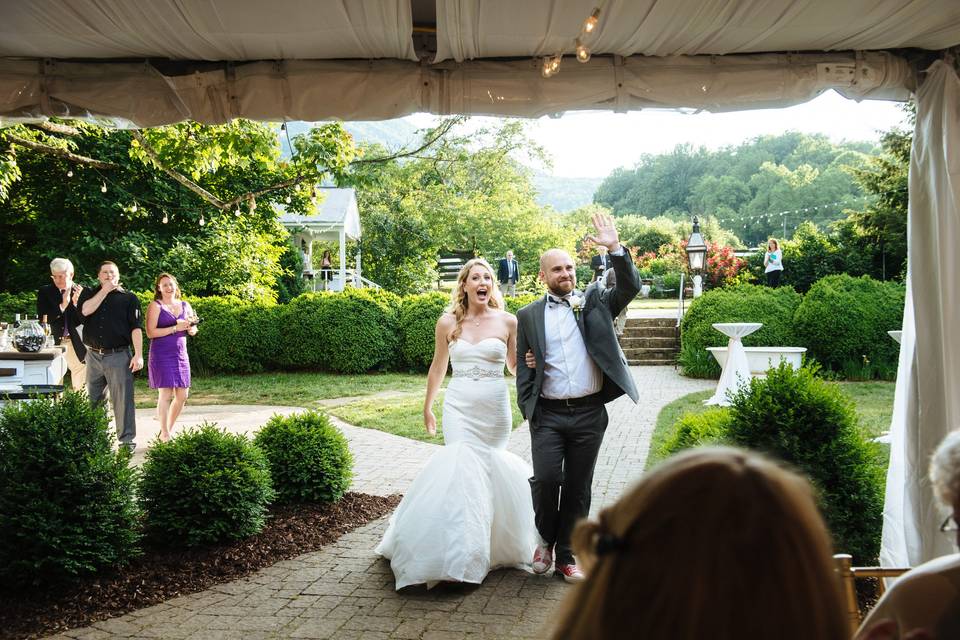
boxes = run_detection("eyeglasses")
[940,515,959,533]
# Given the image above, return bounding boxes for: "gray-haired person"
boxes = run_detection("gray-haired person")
[36,257,86,389]
[855,430,960,640]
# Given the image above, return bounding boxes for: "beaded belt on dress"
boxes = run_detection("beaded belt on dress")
[451,366,503,380]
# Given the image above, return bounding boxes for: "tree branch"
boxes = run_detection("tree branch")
[131,130,226,209]
[28,121,81,136]
[350,118,461,165]
[2,134,119,170]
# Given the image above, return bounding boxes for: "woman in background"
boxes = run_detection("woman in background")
[551,447,849,640]
[764,238,784,287]
[145,273,197,442]
[320,249,333,288]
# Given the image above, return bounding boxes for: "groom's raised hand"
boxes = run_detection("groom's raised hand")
[584,212,621,252]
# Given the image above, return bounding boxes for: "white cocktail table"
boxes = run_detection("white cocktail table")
[705,322,762,406]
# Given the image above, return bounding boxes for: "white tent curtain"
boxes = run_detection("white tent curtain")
[881,59,960,568]
[0,51,912,126]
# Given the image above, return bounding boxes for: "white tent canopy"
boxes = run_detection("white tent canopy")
[2,0,959,569]
[1,0,958,124]
[277,187,362,292]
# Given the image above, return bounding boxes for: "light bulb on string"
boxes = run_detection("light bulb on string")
[248,195,256,215]
[199,215,205,227]
[131,202,138,213]
[162,212,169,224]
[575,39,591,63]
[285,195,292,204]
[234,207,241,217]
[541,58,555,78]
[583,7,600,33]
[101,182,107,193]
[549,54,562,74]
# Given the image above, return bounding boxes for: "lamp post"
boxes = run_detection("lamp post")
[685,217,707,298]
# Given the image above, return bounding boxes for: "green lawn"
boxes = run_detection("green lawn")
[646,380,895,470]
[134,371,426,409]
[328,385,523,444]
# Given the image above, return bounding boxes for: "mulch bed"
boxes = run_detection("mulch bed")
[0,492,401,640]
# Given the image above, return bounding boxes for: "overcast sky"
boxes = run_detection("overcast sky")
[408,90,910,178]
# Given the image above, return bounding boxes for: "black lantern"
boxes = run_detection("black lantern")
[685,217,707,271]
[685,217,707,297]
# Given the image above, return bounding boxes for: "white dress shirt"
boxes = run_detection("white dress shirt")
[541,296,602,399]
[541,246,624,400]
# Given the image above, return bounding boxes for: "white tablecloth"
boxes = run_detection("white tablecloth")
[705,323,762,406]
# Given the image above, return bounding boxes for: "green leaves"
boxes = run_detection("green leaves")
[253,411,354,505]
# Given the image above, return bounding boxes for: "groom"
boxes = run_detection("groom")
[516,212,640,582]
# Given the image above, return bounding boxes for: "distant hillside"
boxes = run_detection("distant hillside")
[280,119,421,158]
[532,174,603,213]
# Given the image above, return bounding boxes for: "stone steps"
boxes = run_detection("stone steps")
[619,318,679,366]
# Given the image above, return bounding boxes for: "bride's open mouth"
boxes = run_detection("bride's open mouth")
[475,286,489,302]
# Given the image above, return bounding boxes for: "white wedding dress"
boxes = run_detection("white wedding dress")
[376,338,538,589]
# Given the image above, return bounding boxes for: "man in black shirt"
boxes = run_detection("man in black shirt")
[78,261,144,452]
[36,257,87,389]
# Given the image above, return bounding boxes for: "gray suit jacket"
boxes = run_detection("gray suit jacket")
[516,250,641,421]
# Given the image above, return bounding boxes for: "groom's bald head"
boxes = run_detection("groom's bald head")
[539,249,576,295]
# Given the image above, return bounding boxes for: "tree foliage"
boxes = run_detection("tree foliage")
[593,132,875,246]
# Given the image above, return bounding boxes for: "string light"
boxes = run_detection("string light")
[234,206,241,217]
[199,215,205,226]
[583,7,600,33]
[67,170,73,177]
[162,212,169,224]
[101,182,107,193]
[285,195,292,204]
[575,38,591,63]
[248,195,256,215]
[130,202,138,213]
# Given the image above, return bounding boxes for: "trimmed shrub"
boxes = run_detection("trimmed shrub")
[254,411,353,504]
[399,292,448,370]
[0,392,140,586]
[794,274,904,379]
[679,284,803,378]
[727,363,884,563]
[505,293,540,315]
[657,407,732,460]
[139,423,274,547]
[315,288,400,373]
[187,296,281,375]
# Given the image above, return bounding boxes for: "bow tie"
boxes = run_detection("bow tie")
[547,294,571,307]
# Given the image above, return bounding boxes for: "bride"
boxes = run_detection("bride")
[376,258,538,589]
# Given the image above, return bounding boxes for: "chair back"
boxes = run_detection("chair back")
[833,553,911,635]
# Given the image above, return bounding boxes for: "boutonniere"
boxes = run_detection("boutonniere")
[569,294,584,318]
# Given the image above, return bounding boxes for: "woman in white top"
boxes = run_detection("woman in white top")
[763,238,784,287]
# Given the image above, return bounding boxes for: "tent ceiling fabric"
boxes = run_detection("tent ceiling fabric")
[0,0,956,124]
[0,0,417,61]
[433,0,960,61]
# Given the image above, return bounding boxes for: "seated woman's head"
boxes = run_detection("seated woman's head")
[931,430,960,547]
[552,447,847,640]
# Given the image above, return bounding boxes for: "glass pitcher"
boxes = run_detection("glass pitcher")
[13,318,46,353]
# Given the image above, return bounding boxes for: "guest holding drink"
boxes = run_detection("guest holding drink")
[763,238,784,287]
[145,273,197,442]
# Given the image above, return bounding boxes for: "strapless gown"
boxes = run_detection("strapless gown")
[376,338,538,589]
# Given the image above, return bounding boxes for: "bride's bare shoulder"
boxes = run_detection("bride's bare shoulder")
[498,309,518,328]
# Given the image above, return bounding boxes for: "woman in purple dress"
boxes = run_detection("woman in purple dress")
[146,273,197,442]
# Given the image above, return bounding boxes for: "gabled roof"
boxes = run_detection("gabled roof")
[277,188,361,241]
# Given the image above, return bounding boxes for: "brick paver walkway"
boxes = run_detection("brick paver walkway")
[48,367,712,640]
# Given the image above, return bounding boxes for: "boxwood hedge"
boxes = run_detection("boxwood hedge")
[794,274,904,379]
[679,284,803,378]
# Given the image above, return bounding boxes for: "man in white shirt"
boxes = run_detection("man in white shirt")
[516,212,640,582]
[498,250,520,296]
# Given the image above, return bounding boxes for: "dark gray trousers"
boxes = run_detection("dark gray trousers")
[529,403,607,565]
[85,349,137,448]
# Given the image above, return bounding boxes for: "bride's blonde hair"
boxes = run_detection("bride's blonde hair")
[447,258,503,341]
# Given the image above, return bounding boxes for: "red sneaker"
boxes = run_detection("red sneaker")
[554,563,585,583]
[532,543,553,574]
